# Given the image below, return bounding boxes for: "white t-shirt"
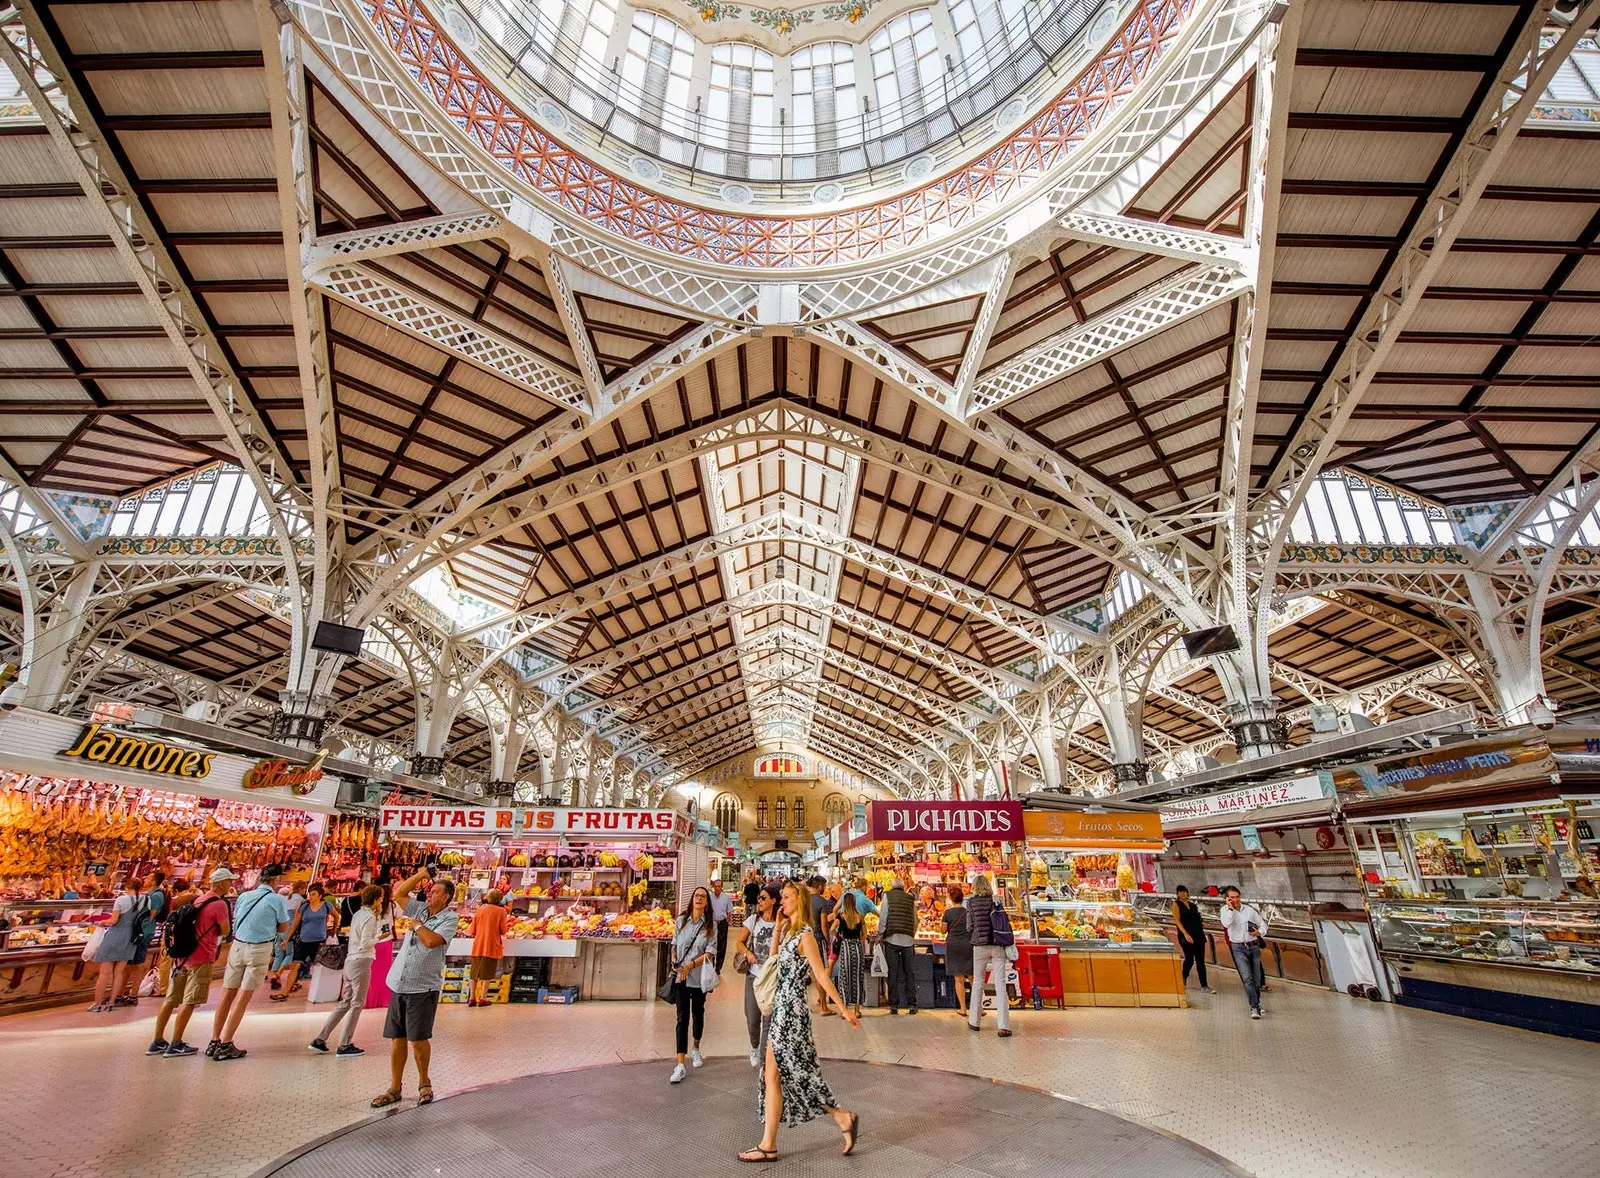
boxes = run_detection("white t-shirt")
[743,915,775,963]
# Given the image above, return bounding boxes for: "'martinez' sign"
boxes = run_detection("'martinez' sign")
[868,801,1022,841]
[380,806,678,837]
[1161,776,1329,823]
[244,750,329,796]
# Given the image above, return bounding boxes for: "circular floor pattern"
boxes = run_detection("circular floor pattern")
[258,1057,1249,1178]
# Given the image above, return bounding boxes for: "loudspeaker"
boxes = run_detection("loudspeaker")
[1180,624,1240,659]
[311,620,366,656]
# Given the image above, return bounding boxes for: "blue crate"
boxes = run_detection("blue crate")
[536,985,580,1004]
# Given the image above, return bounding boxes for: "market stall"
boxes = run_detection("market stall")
[1334,729,1600,1040]
[839,800,1027,1010]
[0,707,342,1013]
[1021,806,1183,1008]
[378,804,703,1001]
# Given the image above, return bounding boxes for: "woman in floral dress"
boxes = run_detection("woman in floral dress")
[739,881,861,1163]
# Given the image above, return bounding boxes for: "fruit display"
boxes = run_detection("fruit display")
[1033,902,1136,943]
[502,906,675,941]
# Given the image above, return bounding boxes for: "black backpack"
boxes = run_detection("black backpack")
[165,895,219,960]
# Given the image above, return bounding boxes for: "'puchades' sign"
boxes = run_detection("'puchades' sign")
[868,801,1023,841]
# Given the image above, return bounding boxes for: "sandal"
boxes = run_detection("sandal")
[270,993,289,1002]
[370,1089,402,1108]
[738,1148,778,1163]
[841,1112,860,1156]
[418,1085,434,1105]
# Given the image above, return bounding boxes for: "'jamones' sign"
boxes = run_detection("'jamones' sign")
[868,801,1022,841]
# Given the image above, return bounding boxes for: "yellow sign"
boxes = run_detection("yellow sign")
[59,723,214,780]
[1022,810,1164,850]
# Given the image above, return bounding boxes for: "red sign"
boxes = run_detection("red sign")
[868,801,1023,842]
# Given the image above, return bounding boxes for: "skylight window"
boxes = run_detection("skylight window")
[1287,470,1453,546]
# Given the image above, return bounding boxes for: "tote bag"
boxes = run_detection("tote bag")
[752,957,781,1016]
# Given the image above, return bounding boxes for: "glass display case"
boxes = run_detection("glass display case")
[1030,899,1170,948]
[1370,899,1600,974]
[0,899,112,954]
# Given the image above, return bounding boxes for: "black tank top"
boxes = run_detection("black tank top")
[1175,898,1204,939]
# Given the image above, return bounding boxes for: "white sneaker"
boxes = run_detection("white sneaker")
[689,1048,704,1068]
[1250,1008,1262,1019]
[1201,986,1216,994]
[749,1046,761,1068]
[669,1063,687,1083]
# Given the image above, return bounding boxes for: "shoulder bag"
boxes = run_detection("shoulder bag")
[752,951,781,1016]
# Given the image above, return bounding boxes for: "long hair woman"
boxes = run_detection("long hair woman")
[669,885,717,1084]
[733,882,782,1067]
[832,892,866,1018]
[739,881,861,1163]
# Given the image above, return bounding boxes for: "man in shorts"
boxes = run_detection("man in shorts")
[372,866,460,1108]
[147,868,232,1058]
[209,863,292,1061]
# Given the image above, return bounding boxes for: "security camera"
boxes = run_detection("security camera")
[1528,700,1557,731]
[0,682,24,714]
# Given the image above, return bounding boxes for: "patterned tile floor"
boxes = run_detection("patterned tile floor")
[259,1059,1246,1178]
[0,969,1595,1178]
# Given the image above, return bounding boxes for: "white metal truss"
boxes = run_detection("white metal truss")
[1055,211,1250,269]
[303,211,503,268]
[542,257,605,404]
[952,254,1016,410]
[966,264,1250,416]
[309,263,588,411]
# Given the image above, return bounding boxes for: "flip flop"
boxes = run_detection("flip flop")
[841,1112,860,1156]
[738,1148,778,1163]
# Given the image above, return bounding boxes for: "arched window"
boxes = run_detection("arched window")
[868,9,941,139]
[947,0,1027,66]
[707,42,775,176]
[775,796,789,831]
[756,795,769,830]
[821,792,851,831]
[712,793,741,834]
[793,796,806,833]
[620,12,695,150]
[792,40,861,167]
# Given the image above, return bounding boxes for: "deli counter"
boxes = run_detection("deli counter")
[0,899,110,1011]
[1030,899,1185,1007]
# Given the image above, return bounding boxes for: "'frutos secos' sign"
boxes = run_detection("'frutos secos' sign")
[59,723,214,780]
[868,801,1023,841]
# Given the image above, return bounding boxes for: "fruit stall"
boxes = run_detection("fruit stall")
[379,804,704,1001]
[1021,804,1184,1008]
[0,707,344,1013]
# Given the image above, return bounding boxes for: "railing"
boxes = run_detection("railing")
[469,0,1101,189]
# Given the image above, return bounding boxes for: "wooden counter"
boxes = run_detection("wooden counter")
[1054,945,1186,1008]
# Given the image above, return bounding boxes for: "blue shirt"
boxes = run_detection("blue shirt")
[232,885,291,944]
[297,900,334,942]
[845,889,878,917]
[393,898,461,994]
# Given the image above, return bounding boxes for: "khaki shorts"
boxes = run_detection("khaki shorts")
[167,962,214,1006]
[223,940,275,991]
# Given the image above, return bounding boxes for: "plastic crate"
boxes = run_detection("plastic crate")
[536,985,580,1004]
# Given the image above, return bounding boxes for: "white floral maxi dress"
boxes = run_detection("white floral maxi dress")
[759,933,838,1127]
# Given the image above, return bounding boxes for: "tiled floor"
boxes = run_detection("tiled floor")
[261,1058,1245,1178]
[0,969,1596,1178]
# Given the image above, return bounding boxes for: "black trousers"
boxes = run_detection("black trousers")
[714,920,729,972]
[674,983,706,1055]
[1179,937,1207,987]
[883,940,916,1011]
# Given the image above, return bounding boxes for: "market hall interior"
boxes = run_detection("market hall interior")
[3,0,1600,1174]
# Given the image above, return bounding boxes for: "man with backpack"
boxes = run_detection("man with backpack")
[147,868,233,1058]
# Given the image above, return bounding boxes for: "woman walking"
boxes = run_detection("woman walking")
[668,885,718,1084]
[274,883,334,1000]
[468,889,511,1006]
[941,883,973,1016]
[832,893,866,1017]
[734,883,780,1066]
[87,875,146,1012]
[965,875,1012,1037]
[1172,885,1214,993]
[738,881,861,1164]
[309,884,384,1056]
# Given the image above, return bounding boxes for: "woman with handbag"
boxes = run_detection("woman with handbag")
[965,875,1012,1037]
[310,884,384,1057]
[738,880,861,1164]
[733,883,781,1067]
[274,883,334,1000]
[87,876,145,1013]
[667,886,718,1084]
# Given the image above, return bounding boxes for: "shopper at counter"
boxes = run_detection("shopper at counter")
[966,875,1011,1037]
[87,875,146,1014]
[833,893,867,1018]
[147,867,232,1058]
[1220,886,1268,1020]
[311,883,385,1057]
[941,884,973,1017]
[1172,886,1214,994]
[272,884,333,1002]
[467,889,511,1007]
[373,867,460,1108]
[210,864,292,1061]
[879,878,917,1016]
